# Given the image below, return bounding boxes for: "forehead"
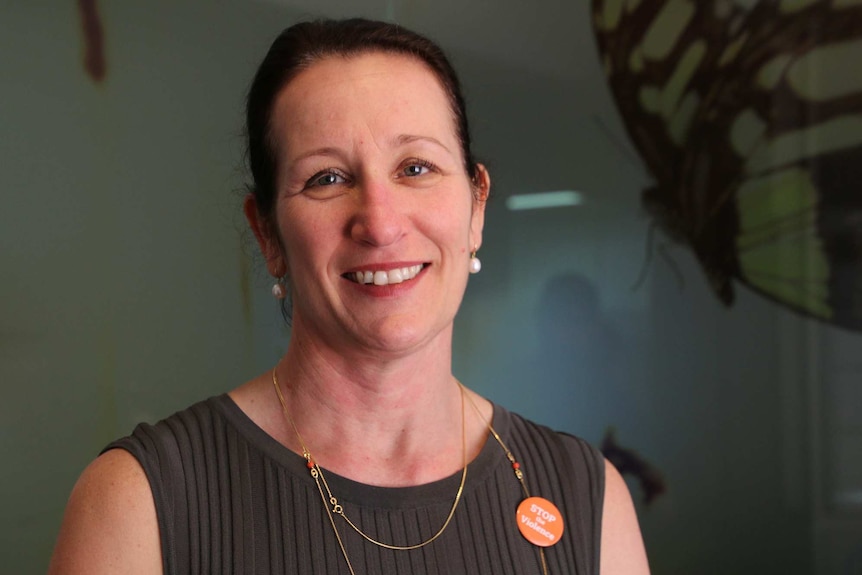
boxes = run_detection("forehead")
[271,52,458,154]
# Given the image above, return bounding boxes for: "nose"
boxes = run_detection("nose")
[348,178,406,247]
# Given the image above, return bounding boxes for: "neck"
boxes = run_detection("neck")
[272,318,476,486]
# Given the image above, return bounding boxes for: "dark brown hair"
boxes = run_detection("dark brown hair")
[245,18,479,224]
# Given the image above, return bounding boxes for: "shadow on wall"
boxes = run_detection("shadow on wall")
[497,272,622,424]
[517,273,665,504]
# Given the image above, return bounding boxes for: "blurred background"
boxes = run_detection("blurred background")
[2,1,860,573]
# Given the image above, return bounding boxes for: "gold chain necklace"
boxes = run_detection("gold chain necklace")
[272,369,549,575]
[272,368,467,573]
[459,381,550,575]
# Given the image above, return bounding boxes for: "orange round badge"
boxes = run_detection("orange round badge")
[516,497,564,547]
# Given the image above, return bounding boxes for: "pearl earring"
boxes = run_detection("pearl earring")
[272,278,286,299]
[469,249,482,274]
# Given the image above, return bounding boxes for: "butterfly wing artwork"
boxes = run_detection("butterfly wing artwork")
[591,0,862,332]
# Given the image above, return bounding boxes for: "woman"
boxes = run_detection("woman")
[49,19,649,574]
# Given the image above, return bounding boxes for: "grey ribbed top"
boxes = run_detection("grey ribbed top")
[104,395,604,574]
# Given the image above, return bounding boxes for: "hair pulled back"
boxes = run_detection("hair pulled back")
[245,18,479,224]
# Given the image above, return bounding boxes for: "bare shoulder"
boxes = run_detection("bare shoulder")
[48,449,162,575]
[600,459,650,575]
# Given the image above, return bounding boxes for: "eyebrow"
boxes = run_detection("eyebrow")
[290,135,453,164]
[394,134,452,154]
[290,146,344,164]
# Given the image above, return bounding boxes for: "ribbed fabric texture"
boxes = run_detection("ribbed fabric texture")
[104,395,604,575]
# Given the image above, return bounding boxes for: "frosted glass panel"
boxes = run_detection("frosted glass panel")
[822,330,862,512]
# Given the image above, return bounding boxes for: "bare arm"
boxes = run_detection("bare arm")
[600,459,650,574]
[48,449,162,575]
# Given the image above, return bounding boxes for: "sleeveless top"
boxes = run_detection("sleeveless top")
[104,395,604,575]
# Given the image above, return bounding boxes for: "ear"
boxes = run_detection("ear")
[469,163,490,251]
[243,194,286,277]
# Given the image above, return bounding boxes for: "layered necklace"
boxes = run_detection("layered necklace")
[272,369,551,575]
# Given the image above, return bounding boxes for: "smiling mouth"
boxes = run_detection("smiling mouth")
[344,264,427,286]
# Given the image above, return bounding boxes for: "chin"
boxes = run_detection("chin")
[353,315,452,357]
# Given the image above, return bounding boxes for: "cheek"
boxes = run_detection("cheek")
[278,209,333,277]
[424,212,473,259]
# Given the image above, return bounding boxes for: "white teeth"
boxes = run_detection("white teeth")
[352,264,424,285]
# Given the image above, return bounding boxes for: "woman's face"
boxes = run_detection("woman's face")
[251,52,488,356]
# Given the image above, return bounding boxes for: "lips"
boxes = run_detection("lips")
[344,264,426,286]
